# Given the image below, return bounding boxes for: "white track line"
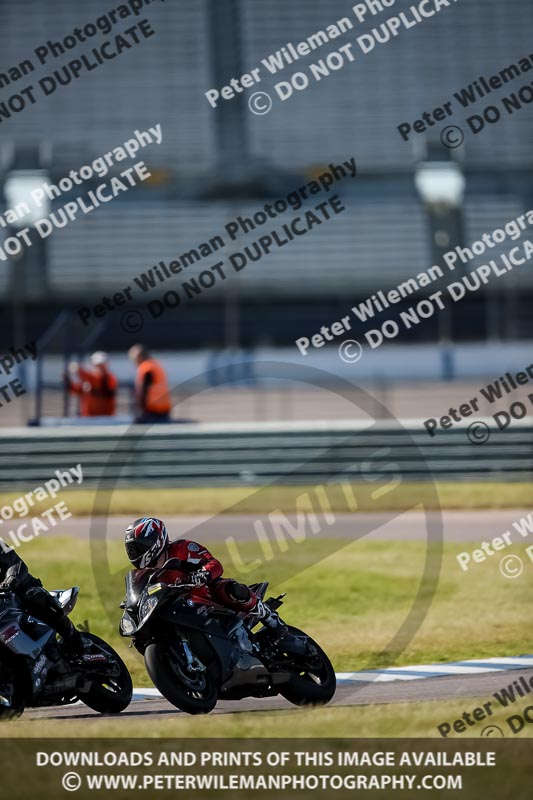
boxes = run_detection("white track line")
[130,655,533,698]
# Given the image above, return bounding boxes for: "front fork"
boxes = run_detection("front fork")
[173,638,206,675]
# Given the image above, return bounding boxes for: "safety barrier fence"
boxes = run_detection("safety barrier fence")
[0,420,530,488]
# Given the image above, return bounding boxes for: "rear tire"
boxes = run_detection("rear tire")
[145,641,218,715]
[279,626,336,706]
[0,654,25,720]
[78,634,133,714]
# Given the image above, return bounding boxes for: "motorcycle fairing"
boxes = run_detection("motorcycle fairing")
[0,606,54,660]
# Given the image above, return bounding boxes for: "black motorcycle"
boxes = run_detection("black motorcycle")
[119,565,336,714]
[0,587,132,720]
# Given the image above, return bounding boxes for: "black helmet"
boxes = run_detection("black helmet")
[125,517,168,568]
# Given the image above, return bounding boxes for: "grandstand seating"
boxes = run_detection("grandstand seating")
[0,0,530,172]
[0,0,531,305]
[31,196,529,298]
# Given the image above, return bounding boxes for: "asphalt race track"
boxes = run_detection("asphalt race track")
[54,509,531,544]
[25,670,533,723]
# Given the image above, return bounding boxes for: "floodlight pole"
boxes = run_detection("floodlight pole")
[4,165,51,424]
[415,159,466,381]
[8,232,28,424]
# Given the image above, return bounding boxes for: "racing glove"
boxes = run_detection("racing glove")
[24,585,56,611]
[191,569,209,586]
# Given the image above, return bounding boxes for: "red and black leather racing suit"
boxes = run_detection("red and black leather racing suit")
[135,538,258,613]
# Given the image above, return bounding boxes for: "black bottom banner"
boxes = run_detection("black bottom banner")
[1,739,532,799]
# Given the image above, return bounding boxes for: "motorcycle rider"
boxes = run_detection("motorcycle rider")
[124,517,287,640]
[0,540,83,653]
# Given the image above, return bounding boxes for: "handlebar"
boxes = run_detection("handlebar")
[145,578,197,591]
[167,582,196,590]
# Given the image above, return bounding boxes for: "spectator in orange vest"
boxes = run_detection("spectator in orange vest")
[67,351,118,417]
[128,344,171,423]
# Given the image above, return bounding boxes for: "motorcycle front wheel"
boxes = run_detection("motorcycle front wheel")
[279,626,337,706]
[144,641,218,715]
[78,633,133,714]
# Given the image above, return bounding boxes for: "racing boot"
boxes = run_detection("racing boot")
[253,599,289,645]
[58,622,85,658]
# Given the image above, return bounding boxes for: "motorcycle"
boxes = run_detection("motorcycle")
[0,586,133,720]
[119,564,336,715]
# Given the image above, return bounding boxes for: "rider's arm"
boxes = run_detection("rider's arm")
[0,540,41,592]
[177,540,223,581]
[199,552,223,581]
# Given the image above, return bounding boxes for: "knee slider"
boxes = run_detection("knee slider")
[228,581,251,603]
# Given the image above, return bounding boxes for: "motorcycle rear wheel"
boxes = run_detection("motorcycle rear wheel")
[145,641,217,715]
[279,626,336,706]
[0,656,25,720]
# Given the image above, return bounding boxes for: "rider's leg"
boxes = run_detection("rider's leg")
[22,587,84,652]
[209,579,256,612]
[211,579,288,640]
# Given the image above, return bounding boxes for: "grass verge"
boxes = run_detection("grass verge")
[0,481,531,517]
[4,696,533,738]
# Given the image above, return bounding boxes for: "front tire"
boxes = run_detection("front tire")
[144,641,218,715]
[78,634,133,714]
[279,626,336,706]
